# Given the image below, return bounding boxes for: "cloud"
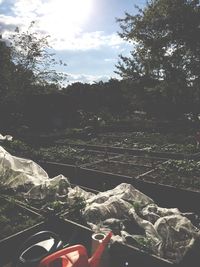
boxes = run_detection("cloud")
[0,0,127,51]
[104,58,116,62]
[66,72,118,84]
[0,14,22,28]
[52,31,126,51]
[0,0,131,82]
[11,0,43,18]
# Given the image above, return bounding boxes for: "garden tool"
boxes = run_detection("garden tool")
[14,231,63,267]
[38,231,112,267]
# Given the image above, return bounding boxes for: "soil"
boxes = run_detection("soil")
[88,160,152,177]
[139,170,200,192]
[113,155,166,167]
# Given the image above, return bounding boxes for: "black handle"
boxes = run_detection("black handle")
[15,231,62,267]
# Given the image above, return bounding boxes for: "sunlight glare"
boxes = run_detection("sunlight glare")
[41,0,93,37]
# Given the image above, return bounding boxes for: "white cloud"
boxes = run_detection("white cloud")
[0,0,126,51]
[8,0,92,46]
[12,0,43,18]
[66,72,114,84]
[52,31,125,51]
[0,0,128,81]
[0,14,22,28]
[104,58,116,62]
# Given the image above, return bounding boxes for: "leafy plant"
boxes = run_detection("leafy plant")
[133,236,153,252]
[157,160,200,176]
[0,198,41,239]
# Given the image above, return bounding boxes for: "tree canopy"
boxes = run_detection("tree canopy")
[0,23,67,130]
[116,0,200,108]
[9,22,67,89]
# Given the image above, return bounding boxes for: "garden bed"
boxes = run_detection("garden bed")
[0,197,42,241]
[3,140,117,166]
[139,172,200,192]
[138,160,200,192]
[1,146,200,266]
[114,154,166,167]
[0,217,92,267]
[94,132,198,154]
[86,160,152,177]
[35,147,110,166]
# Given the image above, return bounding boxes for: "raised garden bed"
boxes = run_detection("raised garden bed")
[53,141,199,160]
[1,145,200,266]
[0,197,43,241]
[138,159,200,192]
[2,213,200,267]
[0,214,176,267]
[39,160,200,214]
[62,131,198,155]
[86,160,152,177]
[57,191,200,267]
[0,217,92,267]
[3,140,117,166]
[114,154,166,167]
[96,133,197,154]
[35,146,110,166]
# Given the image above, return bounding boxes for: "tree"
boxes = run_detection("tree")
[116,0,200,109]
[0,35,14,104]
[0,22,67,131]
[8,21,67,92]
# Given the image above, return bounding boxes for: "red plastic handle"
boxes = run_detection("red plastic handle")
[89,232,112,267]
[38,245,88,267]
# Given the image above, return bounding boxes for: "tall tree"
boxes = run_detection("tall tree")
[116,0,200,106]
[0,22,67,130]
[8,21,67,93]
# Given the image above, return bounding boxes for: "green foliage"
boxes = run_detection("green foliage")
[87,132,196,153]
[133,236,153,252]
[61,196,86,223]
[0,198,41,239]
[0,22,68,130]
[8,21,67,88]
[40,196,86,220]
[3,139,34,159]
[35,146,94,164]
[116,0,200,117]
[157,159,200,176]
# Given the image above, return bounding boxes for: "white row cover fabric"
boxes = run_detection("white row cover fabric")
[82,183,200,263]
[0,146,70,194]
[0,133,13,141]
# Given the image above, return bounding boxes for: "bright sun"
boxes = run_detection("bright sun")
[41,0,93,36]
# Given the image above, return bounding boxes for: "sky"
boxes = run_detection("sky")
[0,0,146,84]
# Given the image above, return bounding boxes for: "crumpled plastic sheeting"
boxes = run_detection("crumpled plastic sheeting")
[86,183,154,207]
[0,146,70,196]
[0,146,48,189]
[67,186,95,205]
[154,214,199,262]
[25,175,71,200]
[84,196,133,223]
[83,183,200,263]
[141,203,180,224]
[0,133,13,141]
